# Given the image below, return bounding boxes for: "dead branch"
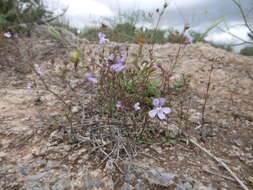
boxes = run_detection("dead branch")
[190,139,250,190]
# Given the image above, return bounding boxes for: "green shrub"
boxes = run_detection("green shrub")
[0,0,55,33]
[209,42,233,52]
[167,29,187,44]
[240,46,253,56]
[189,30,206,43]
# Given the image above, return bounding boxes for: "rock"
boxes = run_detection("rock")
[193,182,217,190]
[52,179,72,190]
[0,152,7,162]
[16,165,33,176]
[135,181,149,190]
[71,106,81,113]
[189,109,202,123]
[48,130,64,145]
[0,152,7,158]
[27,171,51,182]
[46,160,61,169]
[33,159,47,168]
[143,169,176,187]
[123,173,136,182]
[122,183,133,190]
[26,181,49,190]
[176,182,193,190]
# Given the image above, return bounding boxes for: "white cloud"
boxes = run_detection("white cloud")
[45,0,114,27]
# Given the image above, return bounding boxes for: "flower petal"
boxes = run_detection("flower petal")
[162,107,171,114]
[133,102,140,111]
[148,109,157,118]
[89,77,98,83]
[152,98,160,107]
[159,98,166,106]
[157,111,166,120]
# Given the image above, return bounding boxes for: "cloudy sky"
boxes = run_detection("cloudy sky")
[44,0,252,46]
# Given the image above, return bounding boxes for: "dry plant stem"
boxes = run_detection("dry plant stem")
[190,139,250,190]
[201,64,214,126]
[28,63,75,134]
[150,6,167,53]
[246,71,253,81]
[231,0,253,34]
[203,168,236,182]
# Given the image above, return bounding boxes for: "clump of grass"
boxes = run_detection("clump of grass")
[23,2,209,167]
[189,30,233,52]
[167,29,188,44]
[0,0,65,35]
[240,46,253,56]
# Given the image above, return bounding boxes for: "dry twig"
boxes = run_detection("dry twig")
[190,139,249,190]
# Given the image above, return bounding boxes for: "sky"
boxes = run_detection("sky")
[44,0,253,47]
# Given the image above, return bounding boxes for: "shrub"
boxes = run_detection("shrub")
[167,29,188,44]
[209,42,233,52]
[24,2,195,162]
[0,0,56,33]
[240,46,253,56]
[189,30,206,43]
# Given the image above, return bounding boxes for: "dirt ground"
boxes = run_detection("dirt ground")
[0,36,252,190]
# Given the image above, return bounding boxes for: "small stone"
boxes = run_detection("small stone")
[122,183,133,190]
[33,159,47,168]
[27,171,51,182]
[123,173,135,182]
[46,160,61,169]
[189,111,202,123]
[52,179,71,190]
[16,165,33,176]
[135,181,149,190]
[233,139,243,147]
[26,181,48,190]
[177,182,192,190]
[71,106,80,113]
[177,155,185,161]
[0,152,7,161]
[0,152,7,158]
[144,169,176,187]
[48,130,64,145]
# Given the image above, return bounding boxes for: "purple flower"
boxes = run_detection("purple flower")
[98,32,109,44]
[35,65,44,75]
[85,73,98,83]
[133,102,141,111]
[106,54,115,62]
[14,34,20,38]
[3,32,12,38]
[27,82,33,89]
[110,63,126,72]
[116,50,127,64]
[148,98,172,120]
[116,101,122,108]
[120,50,127,58]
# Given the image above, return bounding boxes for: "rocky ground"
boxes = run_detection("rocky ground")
[0,32,253,190]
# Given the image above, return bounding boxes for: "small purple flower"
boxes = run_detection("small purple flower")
[85,73,98,83]
[184,33,193,45]
[110,63,126,72]
[116,101,122,108]
[133,102,141,111]
[148,98,172,120]
[116,50,127,64]
[27,82,33,89]
[35,65,44,75]
[106,54,115,62]
[14,34,20,38]
[120,50,127,58]
[4,32,12,38]
[98,32,109,44]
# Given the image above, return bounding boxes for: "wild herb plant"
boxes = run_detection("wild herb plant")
[26,1,193,163]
